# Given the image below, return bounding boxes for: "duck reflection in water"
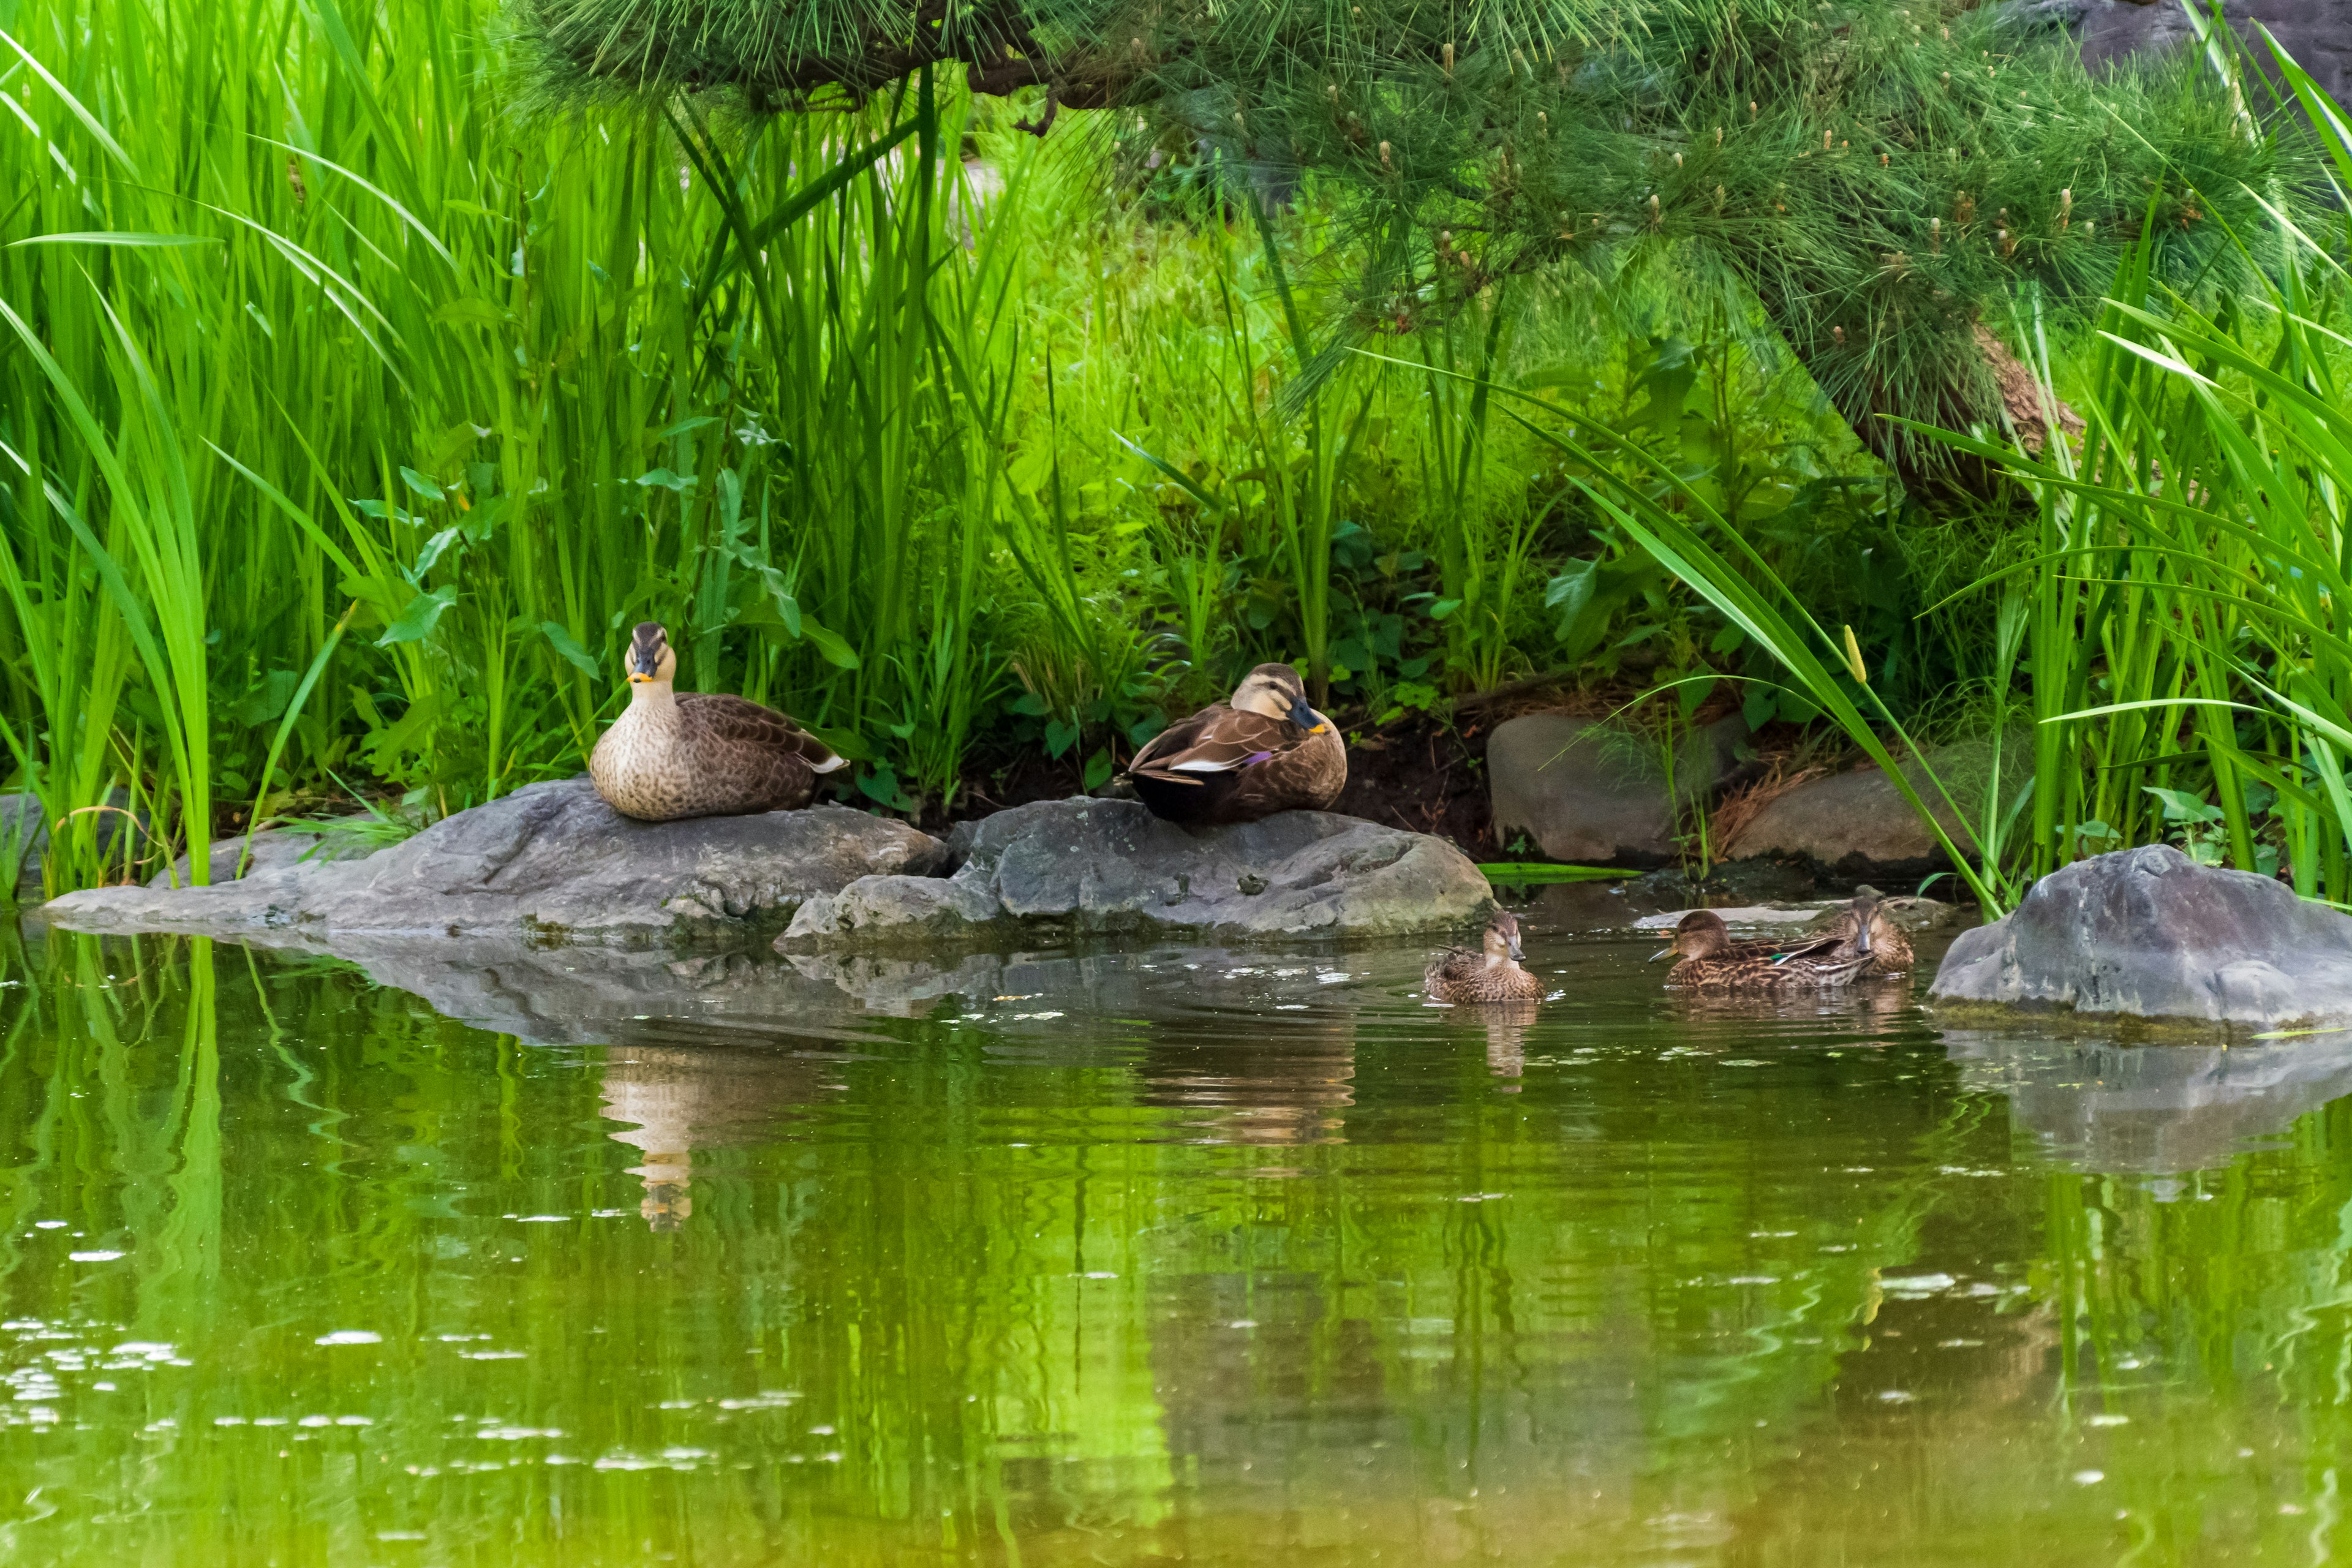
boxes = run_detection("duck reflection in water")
[1140,1015,1359,1147]
[600,1028,830,1231]
[1468,1000,1544,1089]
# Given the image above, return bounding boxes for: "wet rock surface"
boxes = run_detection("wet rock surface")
[1930,843,2352,1029]
[38,777,944,943]
[781,797,1493,949]
[1485,712,1749,865]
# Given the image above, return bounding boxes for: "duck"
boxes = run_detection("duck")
[1803,889,1915,976]
[1651,908,1874,990]
[1123,663,1346,826]
[588,622,845,822]
[1426,911,1545,1004]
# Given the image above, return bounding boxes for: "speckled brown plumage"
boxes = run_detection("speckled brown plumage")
[588,622,840,823]
[1126,664,1346,826]
[1427,911,1544,1004]
[1805,891,1916,976]
[1654,909,1873,990]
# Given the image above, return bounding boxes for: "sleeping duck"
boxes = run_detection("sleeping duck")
[1651,908,1874,990]
[589,622,845,821]
[1124,663,1346,826]
[1426,911,1544,1004]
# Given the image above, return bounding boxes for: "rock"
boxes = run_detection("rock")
[2081,0,2352,107]
[781,796,1491,950]
[1994,0,2352,107]
[39,777,944,944]
[1724,736,2021,877]
[1487,713,1749,865]
[1929,843,2352,1030]
[146,827,375,888]
[4,790,148,902]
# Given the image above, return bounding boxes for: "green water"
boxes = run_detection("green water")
[6,900,2352,1566]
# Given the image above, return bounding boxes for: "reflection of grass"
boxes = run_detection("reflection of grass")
[1477,862,1635,884]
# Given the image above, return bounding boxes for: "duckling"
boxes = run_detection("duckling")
[589,622,845,822]
[1124,663,1346,826]
[1651,909,1872,990]
[1801,889,1915,976]
[1427,911,1544,1003]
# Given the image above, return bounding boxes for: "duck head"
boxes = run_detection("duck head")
[625,622,679,693]
[1231,663,1327,734]
[1843,891,1880,955]
[1483,910,1526,967]
[1652,909,1730,962]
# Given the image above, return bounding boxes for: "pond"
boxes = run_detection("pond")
[3,891,2350,1566]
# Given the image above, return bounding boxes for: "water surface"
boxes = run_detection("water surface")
[4,897,2350,1566]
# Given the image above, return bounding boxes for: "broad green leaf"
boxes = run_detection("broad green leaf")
[539,620,600,677]
[377,584,457,646]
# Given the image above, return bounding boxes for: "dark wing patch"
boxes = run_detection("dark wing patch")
[680,694,816,752]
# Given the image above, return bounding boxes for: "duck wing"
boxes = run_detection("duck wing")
[1127,705,1300,785]
[676,694,840,769]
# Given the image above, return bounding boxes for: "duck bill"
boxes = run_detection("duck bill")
[1289,696,1328,735]
[1648,945,1674,962]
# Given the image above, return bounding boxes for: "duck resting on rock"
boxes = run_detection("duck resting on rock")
[1426,911,1544,1004]
[1651,903,1879,990]
[589,622,844,822]
[1123,663,1346,826]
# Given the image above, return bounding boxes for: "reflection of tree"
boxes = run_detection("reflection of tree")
[600,1028,828,1230]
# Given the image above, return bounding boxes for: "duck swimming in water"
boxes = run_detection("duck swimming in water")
[1803,889,1915,976]
[589,622,845,822]
[1652,908,1875,990]
[1124,663,1346,826]
[1426,911,1544,1004]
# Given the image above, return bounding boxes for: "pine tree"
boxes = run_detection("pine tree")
[521,0,2293,500]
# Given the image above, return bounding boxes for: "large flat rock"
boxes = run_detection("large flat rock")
[780,797,1493,949]
[39,777,944,944]
[1930,843,2352,1030]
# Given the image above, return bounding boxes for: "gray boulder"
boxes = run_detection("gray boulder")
[1725,736,2021,876]
[1487,712,1748,864]
[782,796,1491,949]
[39,777,944,944]
[2080,0,2352,106]
[1930,843,2352,1029]
[1995,0,2352,107]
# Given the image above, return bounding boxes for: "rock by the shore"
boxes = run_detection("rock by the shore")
[781,797,1492,949]
[1487,712,1748,865]
[39,777,944,944]
[146,827,375,888]
[1724,736,2021,878]
[1930,844,2352,1030]
[4,790,148,902]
